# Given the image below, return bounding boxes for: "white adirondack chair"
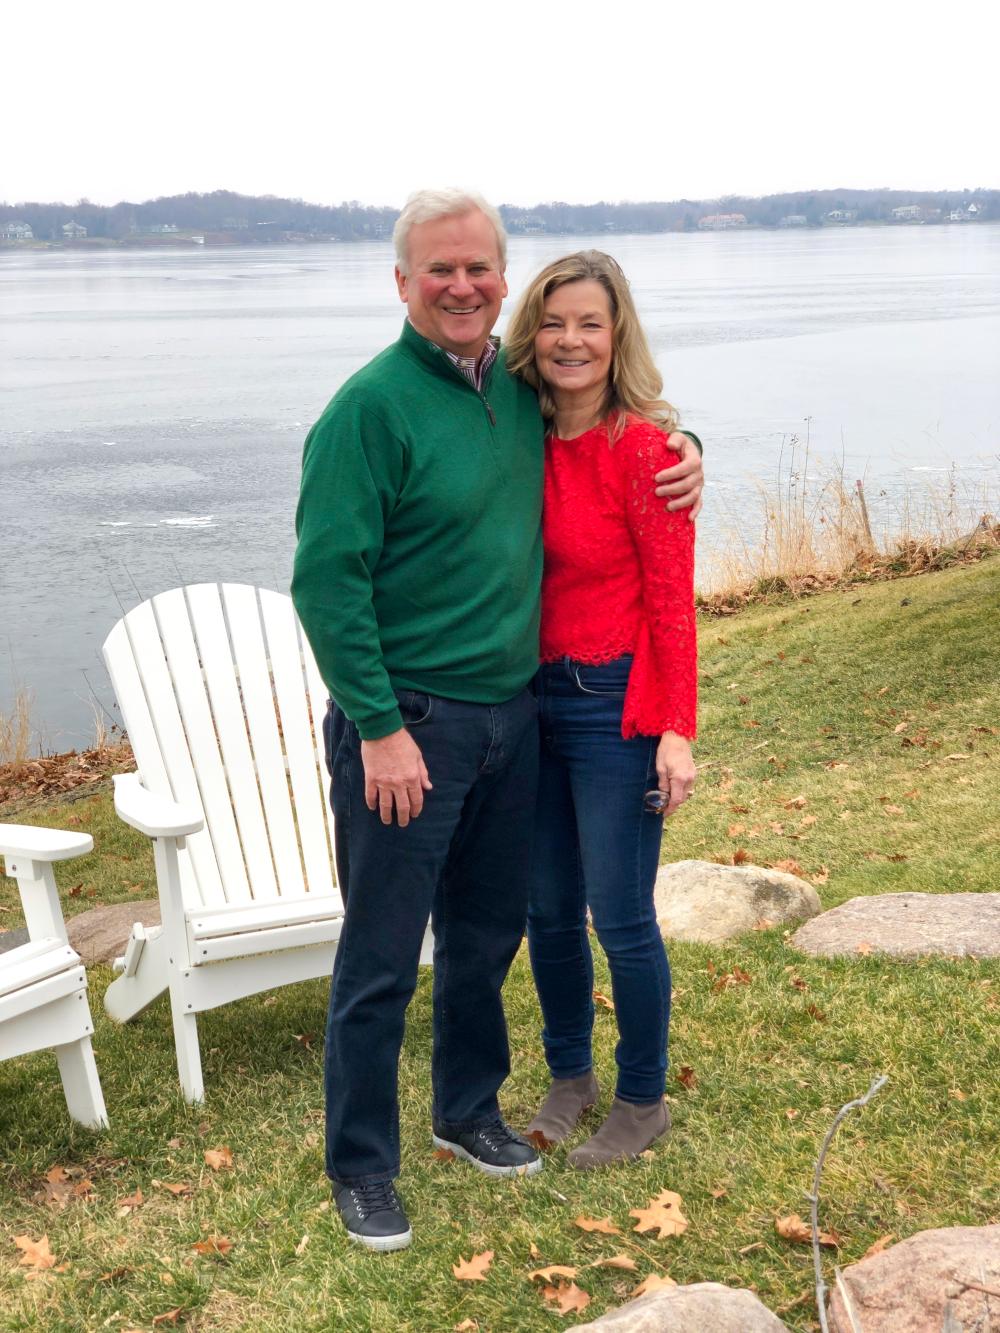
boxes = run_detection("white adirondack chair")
[102,583,347,1104]
[0,824,109,1128]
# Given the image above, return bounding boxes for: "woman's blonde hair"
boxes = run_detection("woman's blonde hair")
[504,250,677,439]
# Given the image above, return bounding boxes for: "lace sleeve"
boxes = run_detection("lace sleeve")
[619,423,697,740]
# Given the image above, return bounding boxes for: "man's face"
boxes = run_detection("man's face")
[395,209,508,357]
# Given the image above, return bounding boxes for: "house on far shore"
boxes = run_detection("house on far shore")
[62,220,87,239]
[778,214,808,227]
[823,209,857,224]
[1,221,33,240]
[148,223,179,234]
[949,202,981,222]
[698,213,747,230]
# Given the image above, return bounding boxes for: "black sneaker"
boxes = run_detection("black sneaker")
[432,1116,542,1178]
[332,1178,412,1252]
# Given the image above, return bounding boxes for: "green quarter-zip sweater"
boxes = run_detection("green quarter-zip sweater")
[292,321,545,740]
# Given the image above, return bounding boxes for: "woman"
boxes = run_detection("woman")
[505,251,697,1168]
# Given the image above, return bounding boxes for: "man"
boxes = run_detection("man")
[292,189,703,1252]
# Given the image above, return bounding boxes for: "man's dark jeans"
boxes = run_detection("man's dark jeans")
[323,688,539,1185]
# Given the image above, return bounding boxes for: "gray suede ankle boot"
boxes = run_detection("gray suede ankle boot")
[567,1096,670,1169]
[524,1070,600,1146]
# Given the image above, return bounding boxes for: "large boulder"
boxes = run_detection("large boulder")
[792,893,1000,959]
[66,900,160,966]
[654,860,821,944]
[828,1225,1000,1332]
[575,1282,789,1330]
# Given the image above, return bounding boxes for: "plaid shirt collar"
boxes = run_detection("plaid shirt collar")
[406,320,498,391]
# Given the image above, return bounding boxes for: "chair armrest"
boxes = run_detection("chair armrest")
[113,773,204,839]
[0,824,94,864]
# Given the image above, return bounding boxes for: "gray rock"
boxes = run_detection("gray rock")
[792,893,1000,959]
[828,1225,1000,1332]
[0,927,31,954]
[654,860,822,944]
[576,1282,790,1331]
[66,900,160,966]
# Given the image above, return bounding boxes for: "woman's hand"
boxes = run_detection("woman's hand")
[655,731,696,817]
[654,433,703,520]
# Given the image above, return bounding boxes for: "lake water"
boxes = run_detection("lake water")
[2,226,998,750]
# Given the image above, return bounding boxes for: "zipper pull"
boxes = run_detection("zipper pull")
[485,400,496,426]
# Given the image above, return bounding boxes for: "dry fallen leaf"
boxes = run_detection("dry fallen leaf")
[809,866,830,886]
[454,1322,479,1332]
[712,966,752,993]
[732,848,750,865]
[631,1273,677,1298]
[587,1254,638,1271]
[806,1003,827,1022]
[295,1233,310,1256]
[630,1189,689,1239]
[856,941,874,956]
[525,1128,553,1150]
[775,1214,839,1246]
[191,1236,233,1257]
[882,804,905,816]
[863,1233,896,1258]
[204,1146,234,1171]
[152,1180,193,1197]
[593,990,615,1012]
[117,1188,145,1216]
[784,795,808,809]
[944,753,969,761]
[710,1185,728,1199]
[728,823,746,837]
[771,858,803,875]
[151,1309,185,1327]
[529,1242,541,1259]
[574,1215,621,1235]
[432,1147,456,1162]
[540,1282,591,1315]
[14,1235,56,1270]
[789,976,809,991]
[950,1087,969,1102]
[529,1265,578,1281]
[676,1065,698,1090]
[453,1250,493,1281]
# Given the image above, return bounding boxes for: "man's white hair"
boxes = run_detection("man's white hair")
[393,188,507,275]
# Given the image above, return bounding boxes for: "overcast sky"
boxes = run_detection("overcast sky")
[4,0,995,208]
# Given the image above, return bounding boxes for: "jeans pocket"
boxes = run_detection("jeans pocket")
[572,658,632,697]
[397,690,434,726]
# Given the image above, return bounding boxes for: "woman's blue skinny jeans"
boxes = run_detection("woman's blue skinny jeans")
[527,656,671,1104]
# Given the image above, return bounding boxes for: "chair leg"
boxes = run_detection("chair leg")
[169,992,205,1104]
[54,1036,109,1129]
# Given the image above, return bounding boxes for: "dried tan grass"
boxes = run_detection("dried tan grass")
[0,688,34,767]
[701,435,997,606]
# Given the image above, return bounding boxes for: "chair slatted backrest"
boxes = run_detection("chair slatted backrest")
[103,584,339,912]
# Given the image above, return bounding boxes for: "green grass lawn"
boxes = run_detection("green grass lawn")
[2,558,998,1331]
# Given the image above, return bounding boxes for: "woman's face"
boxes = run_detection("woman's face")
[533,279,614,399]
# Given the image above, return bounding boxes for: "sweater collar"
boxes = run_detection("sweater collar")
[399,319,499,388]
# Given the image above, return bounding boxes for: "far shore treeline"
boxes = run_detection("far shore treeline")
[2,187,998,247]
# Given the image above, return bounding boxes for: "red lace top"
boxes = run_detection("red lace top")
[540,414,697,740]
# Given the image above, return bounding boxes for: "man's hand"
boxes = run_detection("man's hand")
[655,432,704,520]
[361,729,433,827]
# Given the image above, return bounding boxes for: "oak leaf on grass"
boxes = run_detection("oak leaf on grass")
[540,1282,591,1315]
[593,989,615,1012]
[432,1147,456,1163]
[191,1236,233,1257]
[676,1065,698,1090]
[630,1189,689,1239]
[862,1233,895,1258]
[117,1188,144,1216]
[14,1235,56,1269]
[203,1146,234,1171]
[575,1215,621,1235]
[587,1254,637,1271]
[529,1265,578,1281]
[775,1213,839,1246]
[453,1250,493,1281]
[631,1273,677,1298]
[151,1309,185,1327]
